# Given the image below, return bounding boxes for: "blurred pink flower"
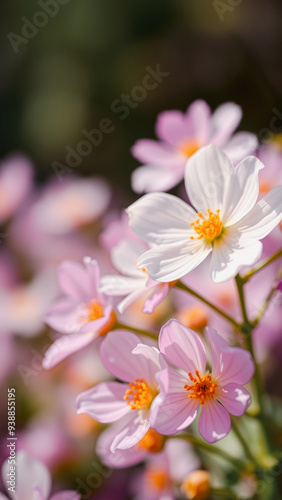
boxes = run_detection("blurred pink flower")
[131,100,257,193]
[100,211,141,251]
[76,331,166,451]
[43,258,116,369]
[1,450,80,499]
[0,155,33,223]
[151,320,254,443]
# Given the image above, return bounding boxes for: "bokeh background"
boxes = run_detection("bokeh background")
[1,1,282,498]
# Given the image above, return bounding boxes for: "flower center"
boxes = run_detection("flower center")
[86,300,104,322]
[179,139,200,158]
[190,209,222,242]
[177,306,208,331]
[145,468,167,491]
[123,378,154,410]
[137,428,164,453]
[184,370,218,405]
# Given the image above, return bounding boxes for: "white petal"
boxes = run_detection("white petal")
[100,275,146,296]
[111,239,148,277]
[137,240,211,282]
[185,145,236,217]
[117,287,148,313]
[222,132,258,164]
[233,186,282,240]
[126,193,198,245]
[208,102,242,145]
[209,234,262,283]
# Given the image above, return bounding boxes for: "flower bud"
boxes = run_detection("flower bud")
[181,470,211,500]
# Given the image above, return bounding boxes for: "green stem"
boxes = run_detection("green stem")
[241,249,282,284]
[114,322,158,340]
[172,433,246,472]
[210,487,238,499]
[231,417,260,468]
[175,281,240,330]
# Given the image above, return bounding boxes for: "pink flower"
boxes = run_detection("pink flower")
[76,330,166,451]
[151,320,254,443]
[100,238,172,314]
[1,450,80,500]
[43,258,116,370]
[131,100,257,193]
[0,155,33,223]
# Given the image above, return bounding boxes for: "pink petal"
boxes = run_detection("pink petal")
[57,260,93,301]
[117,287,148,313]
[79,303,113,333]
[208,102,242,145]
[156,109,194,146]
[82,256,100,297]
[198,401,231,443]
[50,492,80,500]
[206,327,255,386]
[76,381,130,423]
[159,319,206,374]
[110,413,150,451]
[132,344,167,387]
[96,415,148,468]
[142,283,169,314]
[131,139,177,165]
[188,100,211,144]
[217,383,251,416]
[44,299,86,334]
[100,330,163,384]
[151,368,199,435]
[42,331,96,370]
[131,164,184,193]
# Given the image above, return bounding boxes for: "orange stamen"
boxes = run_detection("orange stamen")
[137,428,164,453]
[184,370,218,405]
[123,378,155,410]
[179,139,200,159]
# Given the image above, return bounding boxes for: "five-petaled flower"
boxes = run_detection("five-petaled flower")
[131,100,257,193]
[76,330,167,451]
[150,319,255,443]
[43,258,116,369]
[127,145,282,283]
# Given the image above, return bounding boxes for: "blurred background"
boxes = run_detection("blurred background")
[1,1,282,498]
[1,0,282,195]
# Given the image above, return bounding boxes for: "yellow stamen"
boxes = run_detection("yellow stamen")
[179,139,200,159]
[145,468,167,491]
[137,428,164,453]
[181,470,211,499]
[123,378,154,410]
[184,370,218,405]
[190,209,222,242]
[86,300,104,322]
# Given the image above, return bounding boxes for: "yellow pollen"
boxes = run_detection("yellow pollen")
[179,139,200,158]
[184,370,218,405]
[86,300,104,322]
[259,181,272,195]
[123,378,154,410]
[177,306,208,331]
[137,428,164,453]
[190,209,222,242]
[145,468,167,491]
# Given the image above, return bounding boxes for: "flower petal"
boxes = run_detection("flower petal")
[131,139,177,165]
[137,240,211,282]
[209,234,263,282]
[100,330,162,383]
[132,344,167,388]
[232,186,282,241]
[142,283,169,314]
[2,450,51,500]
[188,99,211,144]
[127,192,198,245]
[198,401,231,443]
[131,164,184,193]
[159,319,206,374]
[156,109,194,146]
[206,327,255,386]
[151,368,199,435]
[110,413,150,451]
[222,132,258,164]
[117,287,148,313]
[217,383,251,416]
[100,275,146,296]
[50,492,80,500]
[42,331,96,370]
[111,239,148,277]
[57,260,92,301]
[76,381,130,423]
[208,102,242,145]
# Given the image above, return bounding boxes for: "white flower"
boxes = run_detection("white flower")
[126,145,282,283]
